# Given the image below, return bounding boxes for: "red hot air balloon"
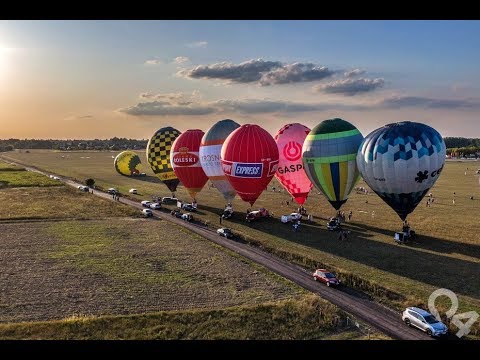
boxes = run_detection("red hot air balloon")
[221,124,279,206]
[170,129,209,200]
[274,123,313,205]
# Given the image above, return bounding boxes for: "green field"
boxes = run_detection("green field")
[0,168,62,188]
[0,157,375,339]
[0,295,383,340]
[2,150,479,337]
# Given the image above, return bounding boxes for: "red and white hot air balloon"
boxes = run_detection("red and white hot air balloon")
[170,129,208,200]
[221,124,279,206]
[274,123,313,205]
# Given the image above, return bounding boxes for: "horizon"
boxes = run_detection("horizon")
[1,20,480,139]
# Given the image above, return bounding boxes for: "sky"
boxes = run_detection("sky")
[1,20,480,140]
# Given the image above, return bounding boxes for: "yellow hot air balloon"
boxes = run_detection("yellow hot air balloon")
[114,151,143,176]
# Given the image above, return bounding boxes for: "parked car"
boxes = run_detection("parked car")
[402,307,448,337]
[129,188,138,194]
[142,209,153,217]
[312,269,341,287]
[280,212,302,223]
[150,202,162,210]
[77,185,89,192]
[182,203,197,212]
[222,208,233,219]
[327,217,342,231]
[107,188,117,195]
[141,200,152,207]
[246,208,270,223]
[171,209,183,218]
[217,227,234,239]
[181,213,193,221]
[161,196,178,204]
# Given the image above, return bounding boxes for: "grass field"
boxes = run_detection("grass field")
[2,150,478,337]
[0,294,384,340]
[0,186,138,220]
[0,168,62,188]
[0,219,302,323]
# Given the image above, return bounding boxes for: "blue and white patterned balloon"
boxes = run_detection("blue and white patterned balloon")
[357,121,446,220]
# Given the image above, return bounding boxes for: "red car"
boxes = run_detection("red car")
[312,269,340,287]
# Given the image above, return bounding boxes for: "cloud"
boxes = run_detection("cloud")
[215,99,325,113]
[315,78,385,96]
[64,115,94,121]
[259,63,336,86]
[118,90,365,117]
[174,56,189,64]
[144,59,162,65]
[118,101,216,116]
[344,68,366,78]
[119,92,215,116]
[379,96,479,109]
[179,59,282,83]
[186,41,208,48]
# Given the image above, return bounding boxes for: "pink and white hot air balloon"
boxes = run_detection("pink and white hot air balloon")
[274,123,313,205]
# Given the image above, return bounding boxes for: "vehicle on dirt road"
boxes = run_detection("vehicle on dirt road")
[217,227,234,239]
[313,269,341,287]
[402,307,448,337]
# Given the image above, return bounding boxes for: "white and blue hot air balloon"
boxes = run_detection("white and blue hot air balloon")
[357,121,446,221]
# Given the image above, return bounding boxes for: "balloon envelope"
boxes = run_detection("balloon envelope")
[274,123,313,205]
[302,118,364,210]
[171,129,208,200]
[221,124,279,206]
[200,119,240,202]
[357,121,446,220]
[146,127,181,193]
[114,150,142,176]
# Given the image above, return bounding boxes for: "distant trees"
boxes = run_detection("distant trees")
[0,138,148,151]
[85,178,95,188]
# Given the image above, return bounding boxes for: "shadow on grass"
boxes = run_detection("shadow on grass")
[199,204,480,300]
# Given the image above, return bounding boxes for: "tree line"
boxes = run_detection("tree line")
[0,138,148,152]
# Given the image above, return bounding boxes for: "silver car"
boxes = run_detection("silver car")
[402,307,448,337]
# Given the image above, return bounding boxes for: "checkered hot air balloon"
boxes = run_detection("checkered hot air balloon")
[357,121,446,221]
[146,126,181,193]
[274,123,313,205]
[170,129,209,201]
[302,118,364,210]
[221,124,279,206]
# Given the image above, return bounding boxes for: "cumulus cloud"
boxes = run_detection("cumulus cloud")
[344,68,366,78]
[315,78,385,96]
[118,101,216,116]
[379,96,479,109]
[179,59,282,83]
[178,59,339,86]
[174,56,189,64]
[215,99,324,113]
[186,41,208,48]
[144,59,162,65]
[259,63,335,86]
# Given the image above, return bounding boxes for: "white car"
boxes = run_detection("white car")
[150,203,162,210]
[53,176,61,180]
[217,228,234,238]
[141,200,152,207]
[280,212,302,223]
[129,188,138,194]
[142,209,153,217]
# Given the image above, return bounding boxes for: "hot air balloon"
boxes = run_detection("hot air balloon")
[200,119,240,202]
[170,129,208,200]
[302,118,364,210]
[146,127,181,194]
[357,121,446,221]
[114,150,143,176]
[274,123,313,205]
[221,124,279,206]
